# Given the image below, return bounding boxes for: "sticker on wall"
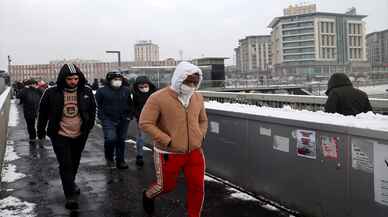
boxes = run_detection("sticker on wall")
[273,135,289,153]
[296,129,317,159]
[210,121,219,134]
[374,142,388,206]
[259,127,271,136]
[351,137,374,173]
[321,136,339,160]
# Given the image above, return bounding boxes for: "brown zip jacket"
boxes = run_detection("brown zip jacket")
[139,87,208,153]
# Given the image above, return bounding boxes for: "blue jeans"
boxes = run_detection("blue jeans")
[136,126,146,157]
[102,119,129,162]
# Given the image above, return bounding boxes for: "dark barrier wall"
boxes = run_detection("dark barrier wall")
[0,88,11,180]
[127,108,388,217]
[204,109,388,217]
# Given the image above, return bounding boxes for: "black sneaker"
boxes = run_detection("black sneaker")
[106,160,115,168]
[65,198,78,210]
[143,191,154,215]
[116,161,128,169]
[136,156,144,167]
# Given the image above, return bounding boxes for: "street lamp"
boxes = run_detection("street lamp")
[105,50,121,70]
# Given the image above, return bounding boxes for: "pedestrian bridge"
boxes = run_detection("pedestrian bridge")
[1,87,388,217]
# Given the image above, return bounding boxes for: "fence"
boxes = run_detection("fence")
[0,87,12,180]
[199,91,388,114]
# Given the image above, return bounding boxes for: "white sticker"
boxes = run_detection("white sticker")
[273,135,289,153]
[296,129,317,159]
[210,121,219,134]
[352,138,374,173]
[259,127,271,136]
[374,142,388,206]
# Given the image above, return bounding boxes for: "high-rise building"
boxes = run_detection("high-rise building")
[134,40,159,62]
[235,35,272,75]
[366,29,388,68]
[268,5,369,77]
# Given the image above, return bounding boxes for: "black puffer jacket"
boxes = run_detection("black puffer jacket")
[18,86,43,118]
[132,76,157,120]
[324,73,372,116]
[37,65,96,139]
[95,84,133,122]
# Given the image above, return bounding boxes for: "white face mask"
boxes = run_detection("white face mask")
[111,80,122,88]
[180,84,195,95]
[139,87,150,93]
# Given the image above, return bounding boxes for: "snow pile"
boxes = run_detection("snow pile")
[8,100,19,127]
[0,196,36,217]
[4,144,20,162]
[1,164,26,183]
[205,101,388,132]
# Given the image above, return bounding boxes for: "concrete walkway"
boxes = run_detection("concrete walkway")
[0,101,290,217]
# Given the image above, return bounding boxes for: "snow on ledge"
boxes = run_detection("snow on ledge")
[205,101,388,132]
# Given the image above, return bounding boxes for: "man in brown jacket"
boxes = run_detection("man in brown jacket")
[139,61,208,217]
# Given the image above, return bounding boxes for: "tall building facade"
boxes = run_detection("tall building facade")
[134,40,159,62]
[235,35,272,75]
[9,59,178,83]
[269,5,369,77]
[366,29,388,68]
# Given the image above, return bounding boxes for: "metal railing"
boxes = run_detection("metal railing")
[199,90,388,114]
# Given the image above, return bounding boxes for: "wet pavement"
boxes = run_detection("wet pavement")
[0,101,290,217]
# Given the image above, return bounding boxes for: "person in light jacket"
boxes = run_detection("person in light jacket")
[140,61,208,217]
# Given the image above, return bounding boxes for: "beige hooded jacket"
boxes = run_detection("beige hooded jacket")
[139,62,208,153]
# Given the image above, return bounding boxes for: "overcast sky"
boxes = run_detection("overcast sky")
[1,0,387,69]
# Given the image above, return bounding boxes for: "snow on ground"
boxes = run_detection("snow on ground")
[4,143,20,162]
[0,196,36,217]
[1,142,26,183]
[1,164,26,183]
[8,100,19,127]
[205,101,388,132]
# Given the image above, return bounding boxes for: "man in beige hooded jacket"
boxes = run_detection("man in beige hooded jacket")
[139,61,208,217]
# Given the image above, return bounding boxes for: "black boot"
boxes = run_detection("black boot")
[136,155,144,167]
[65,197,78,210]
[116,161,128,169]
[143,191,154,215]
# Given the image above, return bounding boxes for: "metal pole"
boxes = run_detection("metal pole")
[118,52,121,69]
[8,55,12,80]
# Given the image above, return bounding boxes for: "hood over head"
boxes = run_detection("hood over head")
[56,63,86,90]
[170,61,202,93]
[133,75,157,93]
[325,73,353,95]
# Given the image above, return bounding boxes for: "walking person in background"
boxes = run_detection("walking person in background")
[324,73,372,116]
[140,61,208,217]
[17,79,43,146]
[131,75,157,167]
[95,71,134,169]
[37,63,96,209]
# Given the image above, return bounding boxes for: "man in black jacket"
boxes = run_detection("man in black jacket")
[17,79,43,145]
[131,76,157,166]
[95,71,133,169]
[37,63,96,210]
[324,73,372,116]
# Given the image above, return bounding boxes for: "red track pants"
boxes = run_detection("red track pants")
[145,148,205,217]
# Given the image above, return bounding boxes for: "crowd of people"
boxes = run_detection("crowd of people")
[14,61,372,216]
[15,62,209,217]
